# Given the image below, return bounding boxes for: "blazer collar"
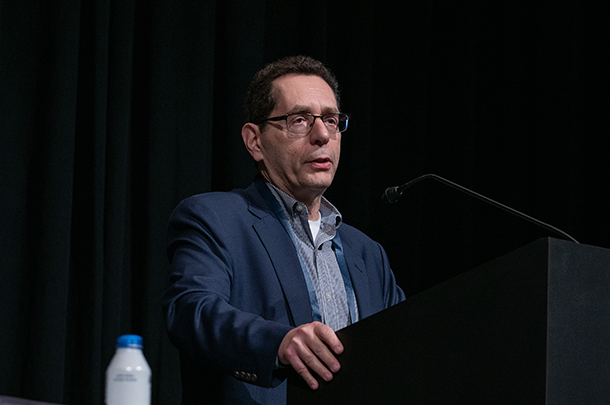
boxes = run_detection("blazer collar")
[244,177,314,326]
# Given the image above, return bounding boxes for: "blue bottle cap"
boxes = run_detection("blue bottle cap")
[116,334,143,348]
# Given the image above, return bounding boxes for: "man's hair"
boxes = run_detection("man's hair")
[244,55,341,129]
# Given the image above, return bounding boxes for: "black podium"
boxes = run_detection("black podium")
[287,238,610,404]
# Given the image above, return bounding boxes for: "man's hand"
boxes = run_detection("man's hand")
[278,321,344,390]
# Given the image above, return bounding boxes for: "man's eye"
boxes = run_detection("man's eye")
[324,116,339,126]
[289,115,310,125]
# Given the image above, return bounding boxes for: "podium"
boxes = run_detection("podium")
[287,238,610,404]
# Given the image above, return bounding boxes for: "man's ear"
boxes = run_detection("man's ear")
[241,123,264,162]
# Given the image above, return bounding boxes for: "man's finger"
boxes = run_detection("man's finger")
[278,322,344,389]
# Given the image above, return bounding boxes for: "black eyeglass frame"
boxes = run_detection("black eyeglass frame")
[256,112,349,134]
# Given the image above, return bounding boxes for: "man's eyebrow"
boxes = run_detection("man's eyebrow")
[285,105,339,114]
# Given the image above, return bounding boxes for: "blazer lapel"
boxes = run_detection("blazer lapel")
[339,234,375,320]
[245,181,314,327]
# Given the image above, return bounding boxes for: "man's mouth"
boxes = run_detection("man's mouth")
[309,157,331,169]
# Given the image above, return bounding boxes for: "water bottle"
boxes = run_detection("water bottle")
[105,334,151,405]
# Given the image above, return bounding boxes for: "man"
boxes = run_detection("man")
[163,56,405,405]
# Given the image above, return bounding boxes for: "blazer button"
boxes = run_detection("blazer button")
[233,370,257,383]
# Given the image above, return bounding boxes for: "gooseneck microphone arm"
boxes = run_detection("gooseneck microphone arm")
[382,173,579,244]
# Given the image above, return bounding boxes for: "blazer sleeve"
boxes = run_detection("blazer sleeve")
[162,194,293,388]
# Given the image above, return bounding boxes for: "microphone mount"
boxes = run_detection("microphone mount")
[382,173,579,244]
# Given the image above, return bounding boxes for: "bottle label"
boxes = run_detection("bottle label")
[112,373,139,382]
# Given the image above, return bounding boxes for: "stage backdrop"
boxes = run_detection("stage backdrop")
[1,1,608,404]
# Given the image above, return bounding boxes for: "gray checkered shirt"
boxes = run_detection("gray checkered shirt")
[267,182,358,331]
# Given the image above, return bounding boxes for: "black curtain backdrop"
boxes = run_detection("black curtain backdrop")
[1,1,608,404]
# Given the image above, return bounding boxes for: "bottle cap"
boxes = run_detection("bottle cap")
[116,334,143,349]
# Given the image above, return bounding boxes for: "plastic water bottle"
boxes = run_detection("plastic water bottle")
[105,334,151,405]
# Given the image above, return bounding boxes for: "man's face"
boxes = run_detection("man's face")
[254,74,341,202]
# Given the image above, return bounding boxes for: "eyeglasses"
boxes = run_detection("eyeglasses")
[257,112,349,135]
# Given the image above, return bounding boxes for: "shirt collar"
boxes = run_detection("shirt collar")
[265,181,343,228]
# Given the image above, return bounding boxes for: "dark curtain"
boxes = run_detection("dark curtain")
[1,1,607,404]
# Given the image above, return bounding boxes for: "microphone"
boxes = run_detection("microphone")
[382,173,579,244]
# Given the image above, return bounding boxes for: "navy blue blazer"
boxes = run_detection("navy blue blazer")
[163,177,405,404]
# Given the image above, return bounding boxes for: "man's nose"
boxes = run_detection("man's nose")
[309,116,330,144]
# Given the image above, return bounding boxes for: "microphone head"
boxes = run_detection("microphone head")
[382,187,402,204]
